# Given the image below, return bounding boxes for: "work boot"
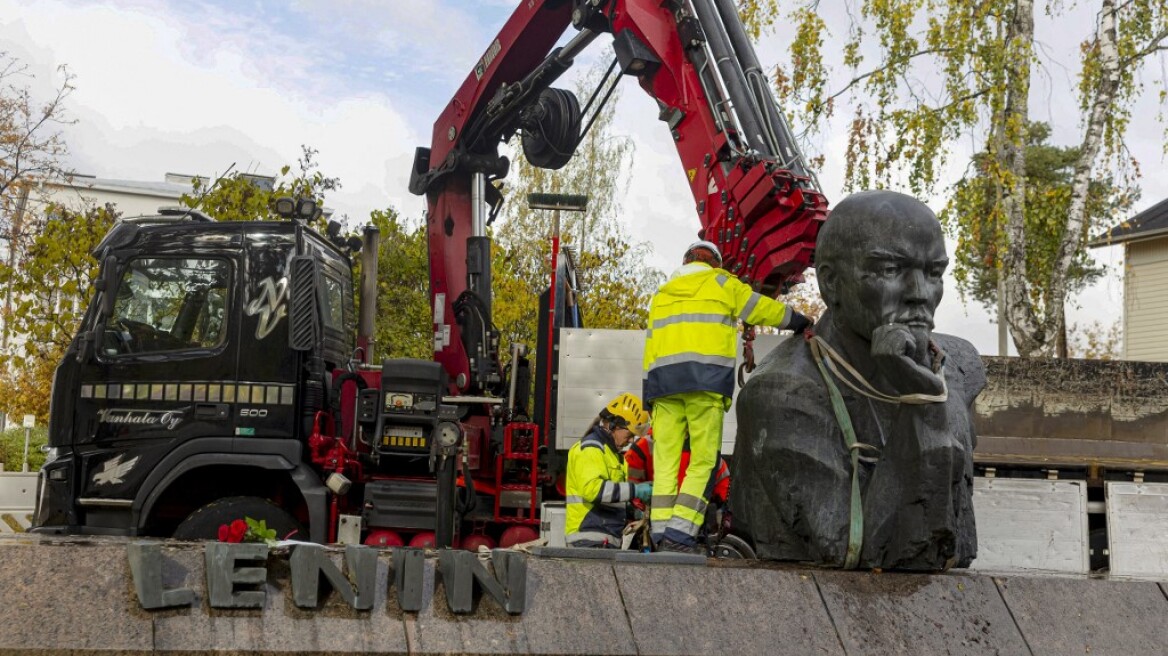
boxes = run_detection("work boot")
[658,538,704,555]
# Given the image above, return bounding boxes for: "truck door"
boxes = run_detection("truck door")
[71,252,239,527]
[230,229,300,439]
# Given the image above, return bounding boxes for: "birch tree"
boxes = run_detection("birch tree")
[0,52,74,356]
[942,121,1134,354]
[776,1,1168,357]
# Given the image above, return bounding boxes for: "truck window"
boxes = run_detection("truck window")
[321,273,345,331]
[103,257,231,356]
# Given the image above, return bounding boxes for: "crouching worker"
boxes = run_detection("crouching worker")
[565,393,653,548]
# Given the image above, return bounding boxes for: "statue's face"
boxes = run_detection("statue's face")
[830,211,948,343]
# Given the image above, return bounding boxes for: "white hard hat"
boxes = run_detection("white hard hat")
[684,240,722,265]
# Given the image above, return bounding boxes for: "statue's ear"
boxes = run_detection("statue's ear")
[817,263,838,308]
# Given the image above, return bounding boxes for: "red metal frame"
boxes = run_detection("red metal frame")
[425,2,575,394]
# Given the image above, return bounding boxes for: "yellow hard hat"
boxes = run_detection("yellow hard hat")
[603,392,648,435]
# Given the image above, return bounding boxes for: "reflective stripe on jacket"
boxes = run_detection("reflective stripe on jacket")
[642,262,792,402]
[565,425,634,546]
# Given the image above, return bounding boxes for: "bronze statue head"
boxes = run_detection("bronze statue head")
[816,190,948,346]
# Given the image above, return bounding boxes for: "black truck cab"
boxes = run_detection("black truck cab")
[35,214,353,541]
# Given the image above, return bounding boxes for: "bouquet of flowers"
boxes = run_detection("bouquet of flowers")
[217,517,279,545]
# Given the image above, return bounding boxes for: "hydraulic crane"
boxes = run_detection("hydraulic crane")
[410,0,827,400]
[397,0,828,548]
[33,0,827,552]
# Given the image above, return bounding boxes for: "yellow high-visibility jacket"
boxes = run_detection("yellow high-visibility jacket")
[565,425,634,547]
[642,262,793,403]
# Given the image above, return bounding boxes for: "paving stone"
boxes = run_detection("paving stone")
[9,535,1168,656]
[997,574,1168,656]
[520,558,637,655]
[612,551,705,566]
[530,546,617,560]
[815,569,1028,656]
[0,538,153,654]
[617,562,844,655]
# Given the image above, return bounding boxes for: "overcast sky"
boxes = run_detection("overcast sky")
[3,0,1158,356]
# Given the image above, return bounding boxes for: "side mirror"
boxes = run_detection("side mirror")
[288,255,321,351]
[79,256,119,363]
[98,256,119,319]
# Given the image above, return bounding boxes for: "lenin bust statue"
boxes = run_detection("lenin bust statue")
[729,190,985,571]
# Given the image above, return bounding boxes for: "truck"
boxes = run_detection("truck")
[31,0,827,553]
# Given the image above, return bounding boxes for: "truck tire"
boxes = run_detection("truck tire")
[173,496,305,542]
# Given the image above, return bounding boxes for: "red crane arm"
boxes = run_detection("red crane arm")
[610,0,828,288]
[410,0,828,395]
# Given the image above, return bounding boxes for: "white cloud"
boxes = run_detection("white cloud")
[0,0,419,228]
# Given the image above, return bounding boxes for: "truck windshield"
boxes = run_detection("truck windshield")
[103,257,230,356]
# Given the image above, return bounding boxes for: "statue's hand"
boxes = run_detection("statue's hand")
[870,323,944,396]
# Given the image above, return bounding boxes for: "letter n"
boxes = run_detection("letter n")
[290,544,377,610]
[436,549,527,615]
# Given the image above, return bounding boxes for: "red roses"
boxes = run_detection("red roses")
[217,519,248,543]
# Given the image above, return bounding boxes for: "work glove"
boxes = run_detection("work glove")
[634,482,653,503]
[787,311,812,335]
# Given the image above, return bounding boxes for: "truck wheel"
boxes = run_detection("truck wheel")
[172,496,304,542]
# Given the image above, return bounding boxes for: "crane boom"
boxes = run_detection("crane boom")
[409,0,828,396]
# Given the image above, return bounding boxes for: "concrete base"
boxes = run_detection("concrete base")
[1,535,1166,655]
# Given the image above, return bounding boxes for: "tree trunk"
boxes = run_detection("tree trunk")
[1058,312,1069,359]
[1047,0,1123,359]
[998,0,1043,356]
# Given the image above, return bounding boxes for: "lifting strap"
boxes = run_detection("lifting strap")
[808,335,873,570]
[805,333,949,569]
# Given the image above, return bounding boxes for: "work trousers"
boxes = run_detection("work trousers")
[649,390,725,546]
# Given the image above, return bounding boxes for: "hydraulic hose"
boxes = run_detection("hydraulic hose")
[688,0,773,157]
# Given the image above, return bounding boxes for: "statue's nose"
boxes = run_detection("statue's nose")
[904,268,928,301]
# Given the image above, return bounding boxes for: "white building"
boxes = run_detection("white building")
[1092,198,1168,361]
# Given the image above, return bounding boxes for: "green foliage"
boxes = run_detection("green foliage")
[0,202,117,422]
[0,426,47,472]
[492,64,663,355]
[367,208,432,360]
[940,122,1134,312]
[181,145,340,227]
[774,1,1168,356]
[244,517,279,544]
[777,0,1024,195]
[1069,320,1121,360]
[0,347,60,424]
[0,51,73,236]
[737,0,783,38]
